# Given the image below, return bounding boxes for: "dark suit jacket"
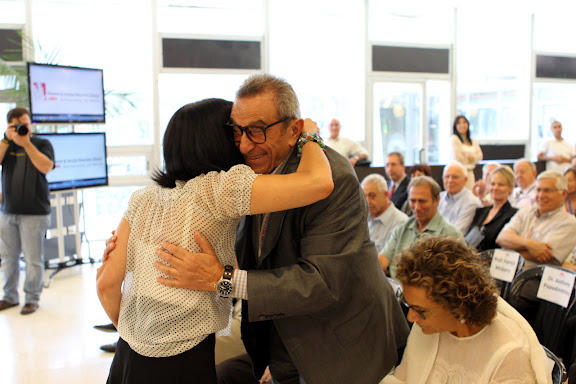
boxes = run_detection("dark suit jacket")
[388,176,410,210]
[236,147,410,384]
[465,201,518,251]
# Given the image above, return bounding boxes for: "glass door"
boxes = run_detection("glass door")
[372,80,451,166]
[373,82,422,166]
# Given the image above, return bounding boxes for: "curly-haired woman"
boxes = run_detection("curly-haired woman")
[380,235,552,384]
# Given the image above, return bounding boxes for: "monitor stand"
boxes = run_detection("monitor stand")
[43,190,95,287]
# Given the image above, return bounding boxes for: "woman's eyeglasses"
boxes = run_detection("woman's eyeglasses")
[399,292,437,320]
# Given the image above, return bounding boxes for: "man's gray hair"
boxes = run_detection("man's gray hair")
[236,73,301,120]
[513,158,536,172]
[537,170,567,192]
[361,173,388,193]
[408,176,441,200]
[482,161,500,174]
[442,161,468,177]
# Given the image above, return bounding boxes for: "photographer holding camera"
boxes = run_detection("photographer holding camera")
[0,107,54,315]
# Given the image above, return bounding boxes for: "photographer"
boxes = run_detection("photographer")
[0,107,54,315]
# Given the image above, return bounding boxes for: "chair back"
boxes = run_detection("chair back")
[508,265,576,358]
[543,345,567,384]
[386,277,402,300]
[480,248,524,300]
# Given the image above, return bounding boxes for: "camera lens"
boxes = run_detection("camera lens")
[15,123,28,136]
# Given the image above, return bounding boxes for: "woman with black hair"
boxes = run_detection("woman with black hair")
[451,115,483,190]
[96,98,333,383]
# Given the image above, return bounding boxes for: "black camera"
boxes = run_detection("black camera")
[15,123,29,136]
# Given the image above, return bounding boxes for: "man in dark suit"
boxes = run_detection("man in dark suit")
[147,74,409,384]
[385,152,410,211]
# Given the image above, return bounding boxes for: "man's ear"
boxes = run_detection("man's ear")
[288,118,304,146]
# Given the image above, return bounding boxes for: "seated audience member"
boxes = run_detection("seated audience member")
[409,163,432,178]
[325,118,368,166]
[497,170,576,270]
[380,236,552,384]
[498,171,576,328]
[562,246,576,272]
[466,166,518,252]
[510,158,538,210]
[538,120,575,173]
[564,167,576,216]
[378,176,462,280]
[472,161,500,206]
[438,162,482,234]
[361,174,408,252]
[402,164,433,216]
[386,152,410,210]
[561,168,576,272]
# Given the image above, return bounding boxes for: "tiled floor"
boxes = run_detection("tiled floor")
[0,259,116,384]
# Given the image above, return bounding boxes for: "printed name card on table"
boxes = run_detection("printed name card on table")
[490,249,520,283]
[537,267,576,308]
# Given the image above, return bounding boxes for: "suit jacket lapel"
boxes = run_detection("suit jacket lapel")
[256,148,299,265]
[257,210,287,265]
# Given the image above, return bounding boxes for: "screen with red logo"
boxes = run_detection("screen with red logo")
[27,62,105,124]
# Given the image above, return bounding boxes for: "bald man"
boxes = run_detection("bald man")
[325,118,368,167]
[438,162,482,234]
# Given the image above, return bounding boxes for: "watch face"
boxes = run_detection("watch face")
[216,280,233,298]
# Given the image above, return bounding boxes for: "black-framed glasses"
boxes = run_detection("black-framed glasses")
[226,117,290,144]
[399,292,437,320]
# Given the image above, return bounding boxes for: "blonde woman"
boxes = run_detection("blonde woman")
[465,165,518,251]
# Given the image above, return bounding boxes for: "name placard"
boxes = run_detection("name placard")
[537,267,576,308]
[490,249,520,283]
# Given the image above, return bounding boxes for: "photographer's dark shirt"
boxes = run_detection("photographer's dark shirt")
[1,136,54,215]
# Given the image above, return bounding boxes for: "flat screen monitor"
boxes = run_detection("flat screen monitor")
[36,133,108,191]
[27,62,106,124]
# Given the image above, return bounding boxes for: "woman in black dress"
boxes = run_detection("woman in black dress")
[465,165,518,252]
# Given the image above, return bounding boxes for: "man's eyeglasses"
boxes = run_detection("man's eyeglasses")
[399,292,436,320]
[226,117,290,144]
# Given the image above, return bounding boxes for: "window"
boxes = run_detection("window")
[456,6,531,142]
[269,0,365,142]
[31,0,154,147]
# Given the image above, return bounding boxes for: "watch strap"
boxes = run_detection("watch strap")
[222,265,234,280]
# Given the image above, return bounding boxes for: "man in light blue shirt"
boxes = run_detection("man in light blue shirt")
[438,161,482,234]
[361,173,408,253]
[379,176,463,280]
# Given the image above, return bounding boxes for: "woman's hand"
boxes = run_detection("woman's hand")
[302,118,319,136]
